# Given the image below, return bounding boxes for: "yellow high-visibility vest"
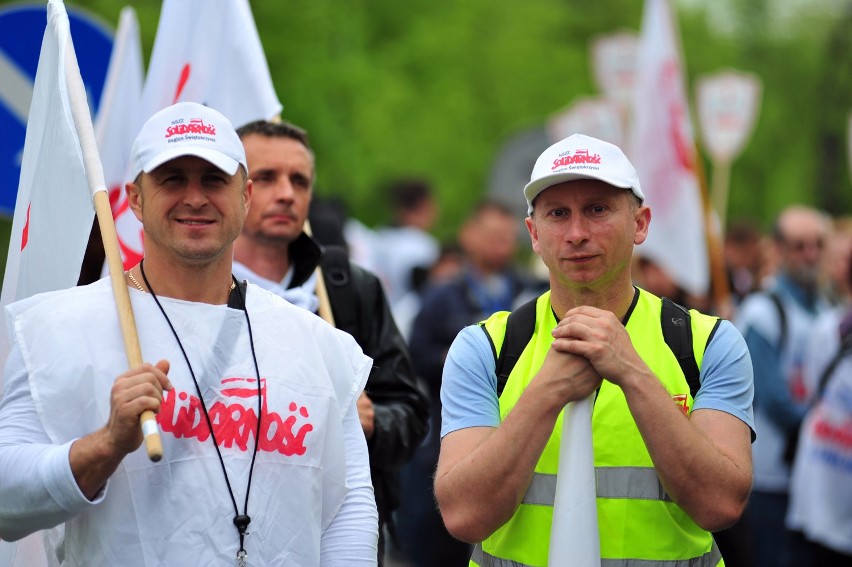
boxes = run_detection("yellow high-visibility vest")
[472,289,723,567]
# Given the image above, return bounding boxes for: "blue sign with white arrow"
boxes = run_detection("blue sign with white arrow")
[0,3,113,216]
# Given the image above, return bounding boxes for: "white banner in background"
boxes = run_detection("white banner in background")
[547,96,625,148]
[696,70,761,164]
[93,6,144,270]
[629,0,709,297]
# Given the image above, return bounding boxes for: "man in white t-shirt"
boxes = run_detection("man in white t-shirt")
[0,102,378,566]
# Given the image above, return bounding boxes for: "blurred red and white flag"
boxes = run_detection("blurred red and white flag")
[629,0,709,296]
[112,0,282,267]
[1,0,96,563]
[94,6,144,271]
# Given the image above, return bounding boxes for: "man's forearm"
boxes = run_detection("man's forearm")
[435,380,562,543]
[620,372,752,531]
[69,428,126,500]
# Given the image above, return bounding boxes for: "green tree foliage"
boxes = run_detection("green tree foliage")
[3,0,851,244]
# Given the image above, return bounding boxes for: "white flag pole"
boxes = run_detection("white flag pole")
[548,394,600,565]
[62,26,163,462]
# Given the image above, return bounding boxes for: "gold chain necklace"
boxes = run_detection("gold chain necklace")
[125,270,236,295]
[126,270,146,292]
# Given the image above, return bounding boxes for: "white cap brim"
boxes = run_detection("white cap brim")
[136,147,241,179]
[524,171,641,214]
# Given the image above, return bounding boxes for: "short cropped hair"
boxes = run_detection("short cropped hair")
[236,120,312,151]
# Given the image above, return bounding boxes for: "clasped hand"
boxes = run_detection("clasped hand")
[539,306,647,407]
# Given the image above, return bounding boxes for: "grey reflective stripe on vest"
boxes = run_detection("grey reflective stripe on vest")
[521,467,672,507]
[472,541,722,567]
[596,467,673,502]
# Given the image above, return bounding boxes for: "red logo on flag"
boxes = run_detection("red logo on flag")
[20,203,31,251]
[173,63,191,104]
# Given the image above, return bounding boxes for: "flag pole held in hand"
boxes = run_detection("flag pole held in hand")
[62,27,164,462]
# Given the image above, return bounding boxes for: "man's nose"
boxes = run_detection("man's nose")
[183,179,208,207]
[564,216,590,243]
[273,179,296,201]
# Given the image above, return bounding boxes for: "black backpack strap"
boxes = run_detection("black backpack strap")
[494,298,537,397]
[318,245,356,334]
[766,290,787,349]
[814,328,852,403]
[661,297,701,400]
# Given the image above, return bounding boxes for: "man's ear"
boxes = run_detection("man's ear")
[526,215,540,255]
[126,180,143,222]
[634,205,651,245]
[243,178,253,215]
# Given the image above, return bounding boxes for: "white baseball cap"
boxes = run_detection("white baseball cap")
[129,102,247,180]
[523,133,644,214]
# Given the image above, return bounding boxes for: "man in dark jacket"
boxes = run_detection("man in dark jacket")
[232,120,429,565]
[396,200,543,566]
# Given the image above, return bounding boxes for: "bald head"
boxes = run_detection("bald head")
[773,205,830,290]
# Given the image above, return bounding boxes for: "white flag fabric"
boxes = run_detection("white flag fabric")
[629,0,709,297]
[94,6,144,271]
[548,395,600,566]
[111,0,283,268]
[0,0,94,365]
[140,0,281,125]
[0,2,95,563]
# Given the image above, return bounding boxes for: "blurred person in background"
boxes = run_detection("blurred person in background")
[725,219,766,307]
[632,254,689,307]
[820,216,852,307]
[735,205,832,567]
[368,179,441,312]
[394,199,541,567]
[232,120,429,565]
[786,245,852,565]
[392,242,466,341]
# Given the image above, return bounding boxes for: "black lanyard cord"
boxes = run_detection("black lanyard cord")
[140,259,262,558]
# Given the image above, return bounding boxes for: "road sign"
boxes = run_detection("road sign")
[0,3,113,216]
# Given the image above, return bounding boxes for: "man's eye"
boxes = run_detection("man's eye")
[291,175,310,188]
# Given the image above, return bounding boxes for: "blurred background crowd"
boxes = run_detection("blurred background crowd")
[1,0,851,565]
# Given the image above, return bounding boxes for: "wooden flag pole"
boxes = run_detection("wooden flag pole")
[693,142,733,318]
[303,219,336,326]
[64,36,163,461]
[710,158,732,234]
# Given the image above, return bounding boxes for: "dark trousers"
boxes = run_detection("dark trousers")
[744,491,813,567]
[394,427,471,567]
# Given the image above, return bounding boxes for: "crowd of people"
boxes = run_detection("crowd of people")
[1,101,851,566]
